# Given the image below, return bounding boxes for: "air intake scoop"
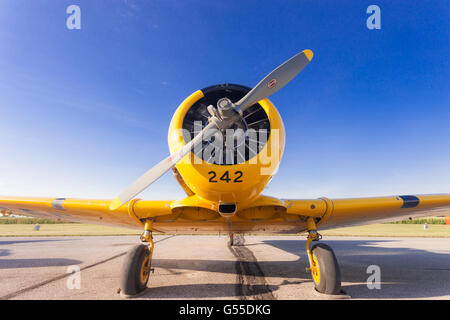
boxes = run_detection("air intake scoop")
[218,202,237,217]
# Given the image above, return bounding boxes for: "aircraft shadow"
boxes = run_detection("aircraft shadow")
[146,238,450,299]
[262,238,450,299]
[0,249,11,257]
[0,258,82,269]
[139,283,276,299]
[0,239,76,246]
[0,238,82,269]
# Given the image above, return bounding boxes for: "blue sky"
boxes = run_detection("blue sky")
[0,0,449,200]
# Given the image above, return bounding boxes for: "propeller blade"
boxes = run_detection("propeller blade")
[110,122,217,210]
[235,49,313,112]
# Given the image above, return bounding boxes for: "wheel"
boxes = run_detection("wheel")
[227,233,234,246]
[310,243,341,294]
[120,244,151,296]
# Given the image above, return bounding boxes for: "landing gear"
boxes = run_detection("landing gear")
[310,243,341,294]
[227,233,234,246]
[227,233,245,246]
[305,218,341,295]
[120,221,154,297]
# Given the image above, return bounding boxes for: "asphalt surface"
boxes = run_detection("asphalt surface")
[0,235,449,300]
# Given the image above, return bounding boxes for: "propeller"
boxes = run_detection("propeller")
[109,121,217,211]
[235,50,313,113]
[110,49,313,210]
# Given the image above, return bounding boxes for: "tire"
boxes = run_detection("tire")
[310,243,341,294]
[120,244,151,296]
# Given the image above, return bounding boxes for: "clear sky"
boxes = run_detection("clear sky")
[0,0,449,200]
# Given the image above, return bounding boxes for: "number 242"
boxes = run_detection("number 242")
[208,171,243,183]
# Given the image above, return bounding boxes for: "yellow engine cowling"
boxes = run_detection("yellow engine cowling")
[168,84,285,210]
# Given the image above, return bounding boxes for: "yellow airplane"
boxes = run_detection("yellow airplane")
[1,50,449,297]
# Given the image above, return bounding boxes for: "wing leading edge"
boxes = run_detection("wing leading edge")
[288,194,450,229]
[0,196,174,230]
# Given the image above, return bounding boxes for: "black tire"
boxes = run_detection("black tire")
[120,244,151,296]
[311,243,341,294]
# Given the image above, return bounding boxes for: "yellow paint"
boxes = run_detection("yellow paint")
[320,194,450,228]
[140,255,150,284]
[127,198,145,226]
[303,49,313,61]
[311,254,320,284]
[109,197,123,211]
[168,88,285,208]
[2,193,450,234]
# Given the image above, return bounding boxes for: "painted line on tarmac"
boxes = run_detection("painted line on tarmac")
[228,235,275,300]
[0,235,176,300]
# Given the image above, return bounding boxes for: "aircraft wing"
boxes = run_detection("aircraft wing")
[0,197,174,230]
[285,194,450,229]
[1,194,449,233]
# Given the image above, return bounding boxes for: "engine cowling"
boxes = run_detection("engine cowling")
[168,84,285,208]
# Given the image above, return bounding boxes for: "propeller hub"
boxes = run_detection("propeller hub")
[217,97,235,119]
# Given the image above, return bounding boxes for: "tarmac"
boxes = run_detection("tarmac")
[0,235,449,300]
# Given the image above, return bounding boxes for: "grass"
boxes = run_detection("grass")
[0,222,448,237]
[0,218,74,224]
[387,217,446,225]
[320,223,450,238]
[0,223,140,237]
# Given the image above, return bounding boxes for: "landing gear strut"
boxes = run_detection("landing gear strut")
[305,218,341,294]
[120,220,154,297]
[227,233,234,246]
